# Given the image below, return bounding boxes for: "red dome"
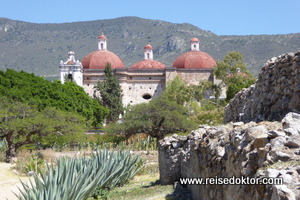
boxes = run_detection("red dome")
[191,37,199,42]
[129,60,166,69]
[98,34,107,40]
[81,50,124,69]
[144,44,153,50]
[173,51,216,69]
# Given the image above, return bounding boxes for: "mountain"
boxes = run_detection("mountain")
[0,16,299,77]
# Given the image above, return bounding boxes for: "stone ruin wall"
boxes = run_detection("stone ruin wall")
[224,51,300,123]
[158,51,300,200]
[159,114,300,200]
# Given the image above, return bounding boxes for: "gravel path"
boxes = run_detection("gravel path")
[0,163,30,200]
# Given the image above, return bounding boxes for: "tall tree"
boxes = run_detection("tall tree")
[213,51,256,101]
[0,97,86,162]
[95,63,123,122]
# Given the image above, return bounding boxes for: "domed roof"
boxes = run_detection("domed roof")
[173,51,216,69]
[190,37,199,42]
[129,60,166,69]
[81,50,125,69]
[144,44,153,50]
[98,34,107,40]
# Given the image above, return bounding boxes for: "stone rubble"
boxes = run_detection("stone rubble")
[158,112,300,200]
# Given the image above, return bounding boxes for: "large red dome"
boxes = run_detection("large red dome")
[129,60,166,69]
[81,50,124,69]
[173,51,216,69]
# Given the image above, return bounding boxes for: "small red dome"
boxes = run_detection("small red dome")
[173,51,216,69]
[191,37,199,42]
[82,50,124,69]
[144,44,153,50]
[98,34,107,40]
[66,61,75,65]
[129,60,166,69]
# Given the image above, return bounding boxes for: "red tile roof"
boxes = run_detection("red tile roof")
[144,44,153,50]
[173,51,216,69]
[190,37,199,42]
[98,34,107,40]
[81,50,124,69]
[129,60,166,69]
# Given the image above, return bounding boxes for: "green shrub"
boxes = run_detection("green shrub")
[191,109,224,126]
[0,140,7,161]
[24,154,45,174]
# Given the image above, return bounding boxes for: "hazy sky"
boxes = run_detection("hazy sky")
[1,0,299,35]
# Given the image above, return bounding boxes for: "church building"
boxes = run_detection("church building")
[59,33,220,106]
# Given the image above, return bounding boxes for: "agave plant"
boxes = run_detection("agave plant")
[16,149,144,200]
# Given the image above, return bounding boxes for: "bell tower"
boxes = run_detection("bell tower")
[190,37,200,51]
[59,51,83,86]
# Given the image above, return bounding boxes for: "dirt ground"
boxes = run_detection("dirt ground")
[0,162,30,200]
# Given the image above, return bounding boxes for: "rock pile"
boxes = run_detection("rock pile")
[224,51,300,123]
[158,112,300,200]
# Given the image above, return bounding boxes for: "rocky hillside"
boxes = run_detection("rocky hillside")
[0,17,299,77]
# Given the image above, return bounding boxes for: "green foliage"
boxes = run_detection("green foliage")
[226,73,256,101]
[0,97,86,162]
[95,64,123,122]
[191,80,213,101]
[213,51,256,101]
[106,98,197,140]
[0,69,108,126]
[190,108,224,126]
[24,154,45,174]
[161,76,193,105]
[17,150,144,200]
[213,51,248,83]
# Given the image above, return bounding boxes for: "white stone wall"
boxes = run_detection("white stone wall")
[121,81,165,106]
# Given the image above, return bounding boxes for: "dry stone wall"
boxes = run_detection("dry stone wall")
[224,51,300,123]
[158,112,300,200]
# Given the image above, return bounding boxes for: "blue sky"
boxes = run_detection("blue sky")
[1,0,299,35]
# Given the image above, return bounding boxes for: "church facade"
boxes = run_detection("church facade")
[59,34,220,106]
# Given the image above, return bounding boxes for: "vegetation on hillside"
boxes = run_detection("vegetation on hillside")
[0,17,299,76]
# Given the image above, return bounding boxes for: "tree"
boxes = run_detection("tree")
[95,63,123,122]
[106,98,197,140]
[225,73,256,101]
[161,76,193,106]
[213,51,256,101]
[0,69,108,126]
[0,97,86,162]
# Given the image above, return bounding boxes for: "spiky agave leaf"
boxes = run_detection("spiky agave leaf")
[16,149,144,200]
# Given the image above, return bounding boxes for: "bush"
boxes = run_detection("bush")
[191,109,224,126]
